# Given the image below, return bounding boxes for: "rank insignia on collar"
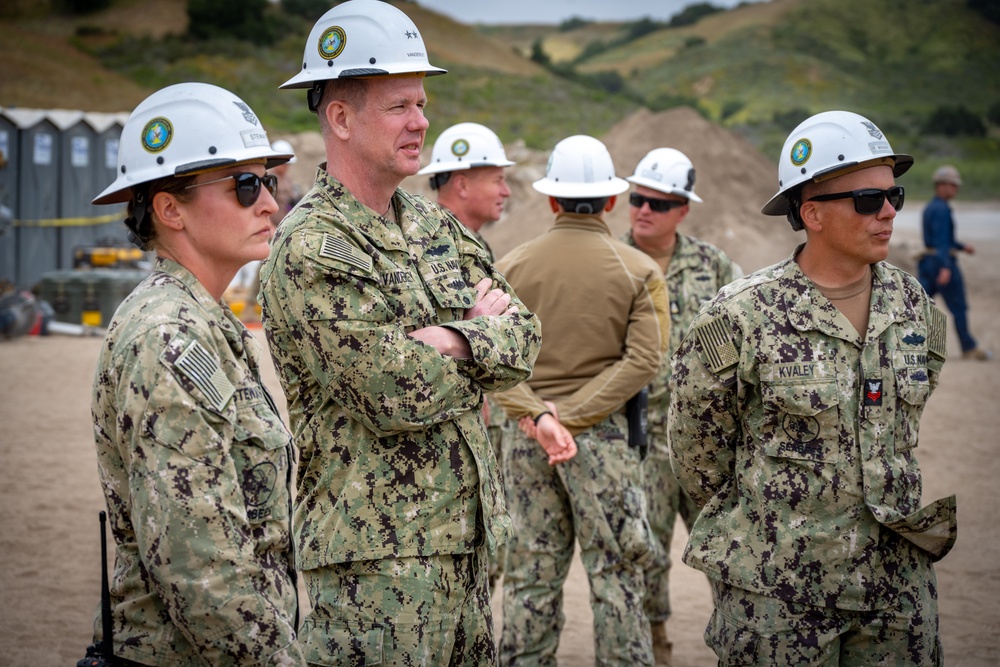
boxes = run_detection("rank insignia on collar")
[864,378,883,406]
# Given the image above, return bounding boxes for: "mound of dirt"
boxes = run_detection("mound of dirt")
[283,107,805,272]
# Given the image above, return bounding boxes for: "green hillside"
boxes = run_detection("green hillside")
[542,0,1000,197]
[2,0,997,198]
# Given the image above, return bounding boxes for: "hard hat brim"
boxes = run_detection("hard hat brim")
[625,175,703,203]
[532,176,630,199]
[417,159,515,175]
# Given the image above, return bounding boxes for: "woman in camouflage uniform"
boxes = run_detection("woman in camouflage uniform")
[88,83,304,666]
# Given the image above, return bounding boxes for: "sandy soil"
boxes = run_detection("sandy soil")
[1,218,998,665]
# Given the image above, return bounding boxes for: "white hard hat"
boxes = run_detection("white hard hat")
[280,0,446,90]
[626,147,703,203]
[94,82,292,205]
[932,164,962,186]
[532,135,629,199]
[762,110,913,218]
[418,122,514,175]
[271,139,297,164]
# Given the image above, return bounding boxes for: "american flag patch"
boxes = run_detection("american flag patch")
[320,234,372,273]
[928,306,947,360]
[695,314,739,374]
[175,341,234,411]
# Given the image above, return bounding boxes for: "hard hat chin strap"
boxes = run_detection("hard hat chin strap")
[124,189,155,251]
[308,82,326,113]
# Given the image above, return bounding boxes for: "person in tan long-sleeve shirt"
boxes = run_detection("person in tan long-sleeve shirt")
[494,135,670,667]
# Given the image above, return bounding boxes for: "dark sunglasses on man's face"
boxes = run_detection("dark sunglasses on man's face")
[807,186,904,215]
[185,172,279,208]
[629,192,688,213]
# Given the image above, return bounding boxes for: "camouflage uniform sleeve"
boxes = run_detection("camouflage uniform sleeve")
[268,224,537,438]
[556,271,668,432]
[113,324,303,665]
[668,304,741,508]
[440,216,542,393]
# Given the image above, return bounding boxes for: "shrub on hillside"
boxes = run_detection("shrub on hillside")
[282,0,331,21]
[669,3,722,28]
[987,101,1000,127]
[924,105,987,137]
[188,0,278,44]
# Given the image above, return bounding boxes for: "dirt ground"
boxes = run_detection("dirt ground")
[1,206,998,665]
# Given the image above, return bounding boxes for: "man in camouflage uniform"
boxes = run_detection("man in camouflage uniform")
[260,2,541,665]
[669,111,957,665]
[419,122,517,593]
[90,83,303,665]
[622,147,740,666]
[495,135,670,667]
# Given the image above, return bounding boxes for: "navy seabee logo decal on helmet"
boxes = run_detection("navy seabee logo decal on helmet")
[141,117,172,153]
[790,138,811,166]
[451,138,470,157]
[319,25,347,60]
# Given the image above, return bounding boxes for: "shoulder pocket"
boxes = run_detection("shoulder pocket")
[895,365,930,452]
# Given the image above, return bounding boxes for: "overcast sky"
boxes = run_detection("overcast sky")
[413,0,764,25]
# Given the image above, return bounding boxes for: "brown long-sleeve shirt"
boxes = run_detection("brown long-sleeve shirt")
[495,212,670,435]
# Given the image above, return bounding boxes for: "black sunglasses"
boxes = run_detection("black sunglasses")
[185,172,278,208]
[629,192,688,213]
[807,186,904,215]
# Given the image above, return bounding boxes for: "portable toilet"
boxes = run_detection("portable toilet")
[0,108,20,286]
[52,109,97,272]
[8,108,60,290]
[86,111,129,246]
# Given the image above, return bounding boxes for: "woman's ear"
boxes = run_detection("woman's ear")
[151,191,184,232]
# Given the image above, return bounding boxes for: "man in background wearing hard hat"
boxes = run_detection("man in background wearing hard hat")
[495,134,670,667]
[419,122,514,261]
[421,121,516,596]
[622,147,740,667]
[670,111,956,664]
[918,164,991,360]
[259,2,541,664]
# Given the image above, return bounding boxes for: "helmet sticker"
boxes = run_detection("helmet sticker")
[861,121,883,140]
[319,26,347,60]
[790,138,811,166]
[451,138,470,157]
[233,101,259,126]
[141,118,172,153]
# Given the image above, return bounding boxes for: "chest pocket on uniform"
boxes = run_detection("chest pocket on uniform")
[420,256,475,316]
[894,363,931,452]
[760,377,841,463]
[232,400,290,524]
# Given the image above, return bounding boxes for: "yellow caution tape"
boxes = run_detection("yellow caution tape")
[12,212,124,227]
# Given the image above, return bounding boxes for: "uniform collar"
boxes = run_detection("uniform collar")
[780,248,913,344]
[551,211,610,235]
[314,168,443,256]
[153,256,251,357]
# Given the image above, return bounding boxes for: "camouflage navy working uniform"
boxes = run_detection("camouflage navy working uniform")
[259,169,541,666]
[495,211,670,667]
[447,212,507,593]
[91,257,303,666]
[623,230,739,625]
[669,247,958,665]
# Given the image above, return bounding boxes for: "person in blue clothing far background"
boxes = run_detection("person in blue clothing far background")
[918,165,992,361]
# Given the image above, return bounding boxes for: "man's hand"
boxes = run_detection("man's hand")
[408,326,472,359]
[518,401,577,465]
[936,267,952,286]
[464,278,517,320]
